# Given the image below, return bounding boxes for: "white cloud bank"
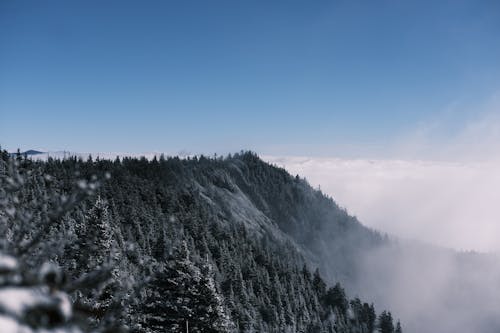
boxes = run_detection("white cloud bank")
[266,94,500,252]
[264,156,500,252]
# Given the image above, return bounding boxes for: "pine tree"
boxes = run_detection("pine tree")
[139,242,198,331]
[194,260,233,332]
[325,283,348,316]
[0,154,122,331]
[312,268,326,297]
[378,311,394,333]
[139,242,235,332]
[73,196,116,271]
[395,320,402,333]
[362,303,376,333]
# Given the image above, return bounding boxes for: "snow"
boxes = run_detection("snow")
[0,314,82,333]
[53,291,72,321]
[0,287,48,318]
[0,255,77,333]
[0,254,18,272]
[0,315,24,333]
[0,286,71,321]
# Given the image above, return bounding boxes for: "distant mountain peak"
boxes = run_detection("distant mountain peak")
[23,149,45,155]
[9,149,45,156]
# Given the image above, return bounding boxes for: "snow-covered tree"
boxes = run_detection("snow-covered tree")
[196,260,233,332]
[0,253,80,333]
[139,241,235,332]
[139,241,200,332]
[74,196,116,270]
[0,153,122,332]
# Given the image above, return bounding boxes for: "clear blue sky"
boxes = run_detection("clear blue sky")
[1,0,499,155]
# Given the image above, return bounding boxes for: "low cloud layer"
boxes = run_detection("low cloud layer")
[265,114,500,333]
[265,97,500,252]
[265,156,500,252]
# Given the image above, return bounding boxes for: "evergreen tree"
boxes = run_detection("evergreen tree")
[378,311,394,333]
[324,283,348,316]
[139,242,234,332]
[194,260,233,332]
[73,196,116,271]
[0,154,122,331]
[395,320,402,333]
[139,242,199,331]
[312,268,327,297]
[362,303,376,333]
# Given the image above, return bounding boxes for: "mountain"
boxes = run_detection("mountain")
[1,151,403,332]
[2,150,499,332]
[9,149,45,156]
[23,149,45,155]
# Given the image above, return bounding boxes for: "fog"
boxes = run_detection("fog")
[263,155,500,332]
[264,105,500,332]
[356,242,500,333]
[264,100,500,252]
[264,156,500,252]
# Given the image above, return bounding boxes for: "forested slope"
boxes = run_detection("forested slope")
[0,150,402,332]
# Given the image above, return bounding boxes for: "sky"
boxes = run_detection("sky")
[1,0,500,155]
[1,1,500,251]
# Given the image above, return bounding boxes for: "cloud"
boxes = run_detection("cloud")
[395,93,500,162]
[265,153,500,332]
[264,104,500,332]
[265,156,500,252]
[265,94,500,252]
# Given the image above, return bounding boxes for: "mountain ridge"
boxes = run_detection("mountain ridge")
[5,150,500,332]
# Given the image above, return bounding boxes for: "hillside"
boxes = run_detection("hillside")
[5,150,500,333]
[1,151,402,332]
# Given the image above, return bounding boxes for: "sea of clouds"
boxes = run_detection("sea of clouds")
[265,96,500,253]
[264,156,500,252]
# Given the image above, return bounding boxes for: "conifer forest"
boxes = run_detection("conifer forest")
[0,150,403,332]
